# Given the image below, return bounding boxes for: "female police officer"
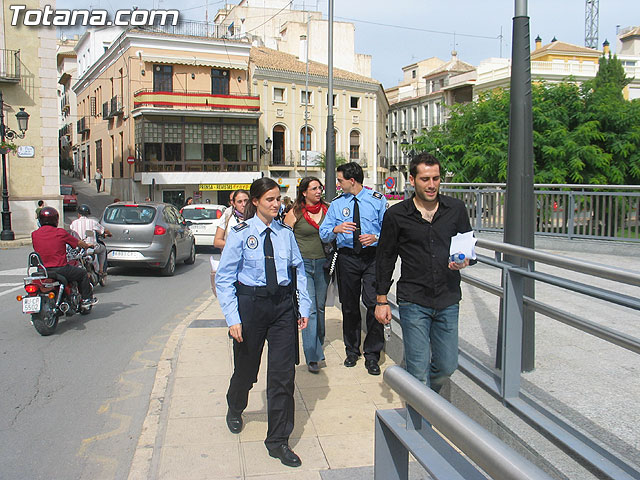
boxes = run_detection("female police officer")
[216,177,311,468]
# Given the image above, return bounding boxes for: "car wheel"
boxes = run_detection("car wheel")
[160,248,176,276]
[184,241,196,265]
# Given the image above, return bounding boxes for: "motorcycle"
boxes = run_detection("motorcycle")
[17,251,94,336]
[83,230,109,287]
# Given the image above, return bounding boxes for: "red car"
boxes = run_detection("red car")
[60,184,78,210]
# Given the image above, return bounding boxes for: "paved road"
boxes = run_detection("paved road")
[0,180,218,479]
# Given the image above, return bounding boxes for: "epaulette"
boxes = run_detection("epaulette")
[280,222,293,231]
[232,222,249,232]
[332,193,344,201]
[372,191,384,200]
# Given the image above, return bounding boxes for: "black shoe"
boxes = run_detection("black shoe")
[226,410,243,434]
[268,444,302,467]
[308,361,320,373]
[365,360,381,376]
[344,354,358,367]
[81,297,98,307]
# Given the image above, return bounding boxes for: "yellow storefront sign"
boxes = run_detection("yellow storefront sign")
[199,183,252,191]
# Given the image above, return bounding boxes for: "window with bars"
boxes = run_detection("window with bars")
[153,64,173,92]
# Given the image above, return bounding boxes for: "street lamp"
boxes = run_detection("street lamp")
[1,91,30,241]
[260,136,272,157]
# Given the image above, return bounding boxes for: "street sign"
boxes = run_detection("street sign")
[385,177,395,189]
[127,156,135,164]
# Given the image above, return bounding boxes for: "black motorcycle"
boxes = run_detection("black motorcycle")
[17,251,94,336]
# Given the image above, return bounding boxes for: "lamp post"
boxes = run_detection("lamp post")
[1,91,30,241]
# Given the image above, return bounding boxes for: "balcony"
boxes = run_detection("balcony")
[59,123,71,137]
[268,150,296,167]
[134,89,260,113]
[61,93,70,113]
[139,19,240,40]
[77,116,89,134]
[0,49,20,82]
[110,95,124,117]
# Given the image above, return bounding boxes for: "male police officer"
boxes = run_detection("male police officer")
[319,162,387,375]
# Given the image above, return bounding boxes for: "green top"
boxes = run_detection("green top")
[293,212,326,259]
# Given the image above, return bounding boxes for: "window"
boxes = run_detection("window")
[273,87,285,102]
[95,139,103,170]
[393,111,397,130]
[350,96,360,109]
[211,69,229,95]
[153,64,173,92]
[301,90,312,105]
[326,93,337,107]
[412,69,416,79]
[349,130,360,160]
[423,105,429,125]
[300,126,312,150]
[412,107,418,128]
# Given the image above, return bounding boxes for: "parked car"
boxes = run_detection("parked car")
[101,202,196,276]
[60,184,78,210]
[180,204,226,247]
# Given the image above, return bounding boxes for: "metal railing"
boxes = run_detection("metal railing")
[110,95,124,117]
[136,20,240,39]
[375,366,553,480]
[0,49,20,81]
[455,238,640,479]
[133,89,259,112]
[438,183,640,242]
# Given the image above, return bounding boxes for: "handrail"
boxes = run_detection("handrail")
[383,366,554,480]
[476,238,640,286]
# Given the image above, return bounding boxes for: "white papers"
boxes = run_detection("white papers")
[449,231,477,260]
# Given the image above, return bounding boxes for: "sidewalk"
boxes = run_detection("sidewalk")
[129,296,401,480]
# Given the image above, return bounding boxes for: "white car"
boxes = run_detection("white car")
[181,204,227,246]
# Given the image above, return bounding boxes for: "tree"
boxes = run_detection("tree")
[411,55,640,185]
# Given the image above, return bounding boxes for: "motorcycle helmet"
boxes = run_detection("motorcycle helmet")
[78,204,91,216]
[38,206,59,227]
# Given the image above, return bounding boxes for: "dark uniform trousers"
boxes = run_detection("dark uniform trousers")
[337,247,384,362]
[49,265,92,299]
[226,292,297,450]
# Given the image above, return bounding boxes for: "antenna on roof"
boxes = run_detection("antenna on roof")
[585,0,599,48]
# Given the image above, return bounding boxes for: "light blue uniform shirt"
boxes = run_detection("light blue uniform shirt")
[319,187,387,249]
[216,215,312,327]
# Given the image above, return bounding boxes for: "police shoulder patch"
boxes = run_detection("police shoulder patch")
[233,222,249,232]
[372,191,384,200]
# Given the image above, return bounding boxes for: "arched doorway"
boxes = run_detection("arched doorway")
[272,125,286,165]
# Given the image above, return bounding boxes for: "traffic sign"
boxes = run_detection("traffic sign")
[385,177,395,189]
[127,156,135,165]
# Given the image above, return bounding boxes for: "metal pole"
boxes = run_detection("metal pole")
[499,0,535,372]
[0,91,15,241]
[325,0,336,200]
[304,12,309,177]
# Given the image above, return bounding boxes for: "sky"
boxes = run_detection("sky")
[55,0,640,89]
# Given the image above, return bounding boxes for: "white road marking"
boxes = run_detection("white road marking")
[0,268,26,276]
[0,283,22,287]
[0,285,24,297]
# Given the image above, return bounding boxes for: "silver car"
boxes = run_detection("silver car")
[101,202,196,276]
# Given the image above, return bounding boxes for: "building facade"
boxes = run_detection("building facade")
[1,1,60,236]
[72,25,262,206]
[250,46,388,196]
[57,36,79,177]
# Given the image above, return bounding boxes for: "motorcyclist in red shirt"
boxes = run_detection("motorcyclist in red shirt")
[31,206,97,307]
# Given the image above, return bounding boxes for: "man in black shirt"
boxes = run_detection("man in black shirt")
[375,153,472,392]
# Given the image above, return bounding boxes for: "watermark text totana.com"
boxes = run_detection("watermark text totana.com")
[10,5,179,27]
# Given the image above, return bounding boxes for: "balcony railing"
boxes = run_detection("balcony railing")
[0,49,20,82]
[59,123,71,137]
[138,20,240,39]
[110,95,124,117]
[77,116,89,134]
[61,93,70,113]
[134,89,260,112]
[268,149,296,167]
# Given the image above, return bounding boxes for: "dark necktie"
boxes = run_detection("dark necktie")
[353,197,362,253]
[264,228,278,294]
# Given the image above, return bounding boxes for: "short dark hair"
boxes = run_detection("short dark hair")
[37,200,44,207]
[409,153,441,178]
[337,162,364,184]
[245,178,279,219]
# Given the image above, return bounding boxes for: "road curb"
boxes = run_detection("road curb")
[127,296,214,480]
[0,237,32,249]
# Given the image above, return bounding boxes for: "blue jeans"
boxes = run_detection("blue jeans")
[398,301,459,392]
[301,258,329,364]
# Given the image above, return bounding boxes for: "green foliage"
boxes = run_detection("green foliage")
[316,153,348,169]
[411,55,640,185]
[60,156,73,172]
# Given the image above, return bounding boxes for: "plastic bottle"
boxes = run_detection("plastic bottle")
[384,323,391,341]
[450,252,466,264]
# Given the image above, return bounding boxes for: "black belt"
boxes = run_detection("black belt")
[235,282,293,298]
[338,246,377,256]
